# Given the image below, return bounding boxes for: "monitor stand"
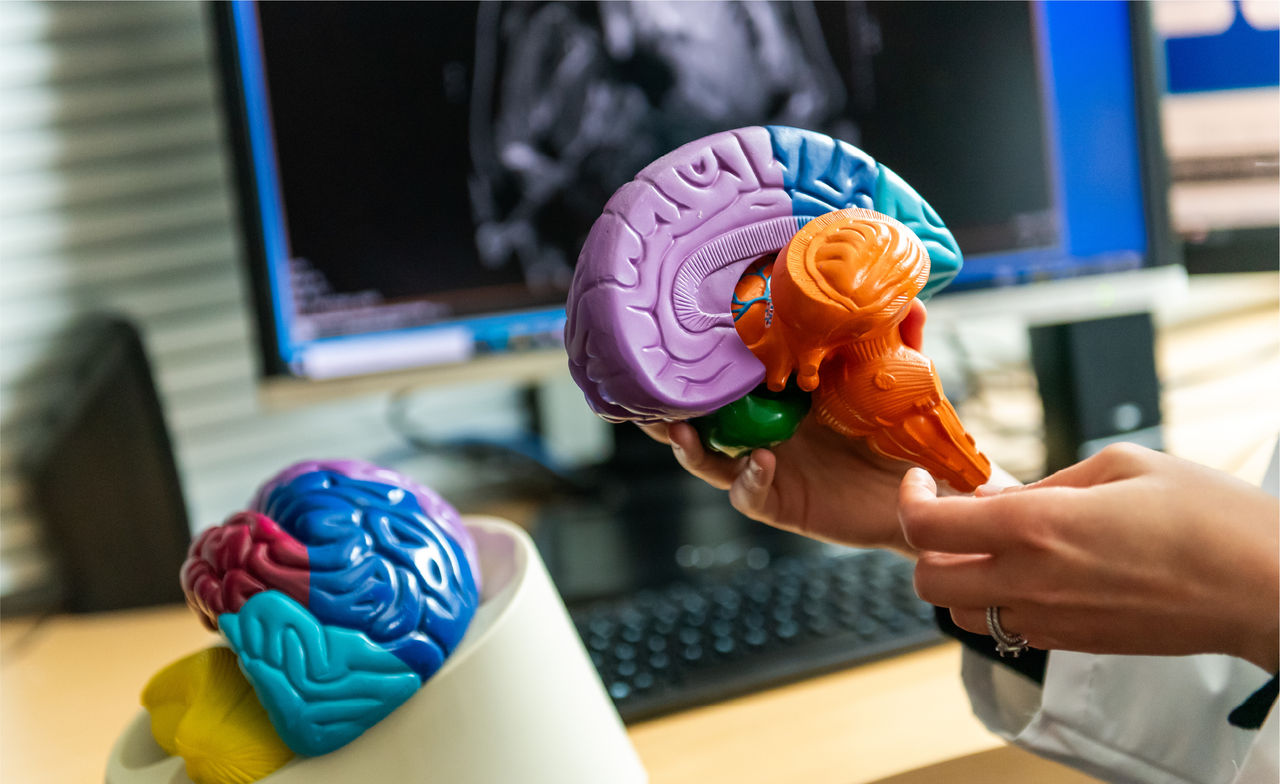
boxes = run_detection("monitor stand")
[1030,311,1164,473]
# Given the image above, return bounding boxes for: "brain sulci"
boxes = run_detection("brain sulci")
[178,460,482,756]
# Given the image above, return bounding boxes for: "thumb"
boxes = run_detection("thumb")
[898,466,939,507]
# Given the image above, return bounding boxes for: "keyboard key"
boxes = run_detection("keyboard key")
[588,617,615,637]
[683,610,708,627]
[807,616,835,636]
[805,580,828,600]
[682,595,708,614]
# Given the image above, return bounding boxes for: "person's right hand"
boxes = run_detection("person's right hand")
[640,416,922,555]
[638,299,1007,556]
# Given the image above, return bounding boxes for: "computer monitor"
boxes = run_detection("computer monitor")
[213,0,1180,404]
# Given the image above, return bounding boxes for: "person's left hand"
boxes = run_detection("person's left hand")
[899,443,1280,672]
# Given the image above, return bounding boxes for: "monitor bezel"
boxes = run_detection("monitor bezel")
[212,0,288,381]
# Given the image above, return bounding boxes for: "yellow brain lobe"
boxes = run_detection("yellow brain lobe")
[141,646,293,784]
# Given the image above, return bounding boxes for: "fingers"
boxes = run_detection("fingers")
[899,465,939,500]
[637,422,673,445]
[642,422,781,523]
[912,551,1000,608]
[638,421,742,491]
[1026,442,1156,489]
[898,467,1014,554]
[972,484,1008,498]
[660,423,780,521]
[947,606,1030,640]
[728,450,779,522]
[668,422,743,491]
[646,423,784,520]
[973,462,1024,496]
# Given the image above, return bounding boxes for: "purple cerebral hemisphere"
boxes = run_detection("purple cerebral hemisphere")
[564,125,962,423]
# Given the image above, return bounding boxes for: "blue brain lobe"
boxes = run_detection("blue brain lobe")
[220,591,423,756]
[257,470,480,680]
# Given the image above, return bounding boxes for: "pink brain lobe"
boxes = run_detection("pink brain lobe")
[180,511,311,631]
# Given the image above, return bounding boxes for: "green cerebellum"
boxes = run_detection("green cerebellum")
[694,386,811,458]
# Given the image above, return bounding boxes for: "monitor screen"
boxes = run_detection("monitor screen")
[216,0,1172,384]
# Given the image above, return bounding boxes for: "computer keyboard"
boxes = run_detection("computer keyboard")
[570,548,943,723]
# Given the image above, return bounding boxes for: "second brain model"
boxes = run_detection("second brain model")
[140,460,481,784]
[565,125,991,492]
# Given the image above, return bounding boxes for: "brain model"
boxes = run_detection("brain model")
[566,125,990,491]
[143,460,480,784]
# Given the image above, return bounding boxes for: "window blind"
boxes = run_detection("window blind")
[0,1,473,604]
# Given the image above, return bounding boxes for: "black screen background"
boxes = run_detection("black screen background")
[254,1,1053,335]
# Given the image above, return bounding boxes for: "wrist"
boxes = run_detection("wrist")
[1238,620,1279,673]
[1232,528,1279,672]
[1237,586,1279,672]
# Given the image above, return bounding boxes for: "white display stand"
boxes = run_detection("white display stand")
[106,517,647,784]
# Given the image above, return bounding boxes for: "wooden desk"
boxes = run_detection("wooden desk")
[0,605,1097,784]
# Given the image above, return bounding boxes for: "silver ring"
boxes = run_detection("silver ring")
[986,606,1028,658]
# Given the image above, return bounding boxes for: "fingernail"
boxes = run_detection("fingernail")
[746,455,764,484]
[905,467,937,492]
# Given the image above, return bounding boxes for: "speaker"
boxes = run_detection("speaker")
[1029,312,1163,474]
[22,315,191,613]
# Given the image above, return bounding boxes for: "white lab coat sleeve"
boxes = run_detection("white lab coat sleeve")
[960,440,1280,782]
[959,647,1278,784]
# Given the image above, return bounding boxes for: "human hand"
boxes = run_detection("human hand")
[640,300,1002,556]
[900,443,1280,672]
[641,416,920,555]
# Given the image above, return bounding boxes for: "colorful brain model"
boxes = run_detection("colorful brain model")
[566,125,990,490]
[145,460,480,784]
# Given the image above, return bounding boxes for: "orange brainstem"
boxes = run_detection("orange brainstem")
[814,343,992,492]
[731,208,991,492]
